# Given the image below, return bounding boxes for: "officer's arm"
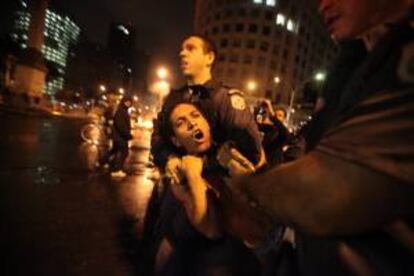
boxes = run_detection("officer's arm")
[214,89,262,165]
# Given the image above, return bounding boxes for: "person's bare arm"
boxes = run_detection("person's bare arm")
[173,156,221,239]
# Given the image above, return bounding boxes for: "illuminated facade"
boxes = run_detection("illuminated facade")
[12,1,80,97]
[194,0,337,103]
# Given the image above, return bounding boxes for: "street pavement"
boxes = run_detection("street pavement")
[0,111,157,276]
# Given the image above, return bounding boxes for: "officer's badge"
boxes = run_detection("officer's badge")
[398,42,414,82]
[228,89,246,110]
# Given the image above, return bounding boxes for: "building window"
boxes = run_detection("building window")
[248,24,258,33]
[212,26,219,34]
[218,54,227,62]
[251,9,260,18]
[266,0,276,6]
[246,40,255,49]
[224,8,234,17]
[236,23,245,32]
[215,12,221,20]
[232,39,241,48]
[262,26,271,35]
[258,56,266,65]
[287,19,296,32]
[260,42,269,52]
[283,48,289,59]
[220,39,228,47]
[273,45,279,54]
[238,8,246,16]
[276,13,286,26]
[244,55,253,64]
[223,24,230,33]
[265,11,273,20]
[253,0,263,3]
[230,54,239,63]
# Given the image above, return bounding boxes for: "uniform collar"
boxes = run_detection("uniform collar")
[183,78,221,100]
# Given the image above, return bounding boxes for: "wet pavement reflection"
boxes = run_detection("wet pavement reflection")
[0,112,157,275]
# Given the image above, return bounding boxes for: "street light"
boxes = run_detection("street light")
[156,67,168,80]
[274,76,281,84]
[278,71,327,128]
[99,84,106,92]
[246,80,258,92]
[314,72,326,82]
[118,87,125,95]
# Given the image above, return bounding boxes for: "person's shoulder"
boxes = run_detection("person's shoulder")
[163,85,186,103]
[214,83,248,110]
[213,81,245,97]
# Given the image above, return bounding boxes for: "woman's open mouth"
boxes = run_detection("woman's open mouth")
[193,129,204,142]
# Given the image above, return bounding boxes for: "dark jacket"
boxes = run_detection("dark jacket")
[112,103,132,143]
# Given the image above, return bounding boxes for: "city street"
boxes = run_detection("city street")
[0,111,157,275]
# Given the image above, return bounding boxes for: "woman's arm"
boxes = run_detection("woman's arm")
[171,155,221,239]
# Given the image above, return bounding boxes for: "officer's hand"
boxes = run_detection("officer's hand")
[217,143,255,177]
[165,155,182,185]
[181,155,204,179]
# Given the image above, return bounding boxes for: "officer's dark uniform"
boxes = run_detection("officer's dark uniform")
[151,79,262,169]
[237,10,414,276]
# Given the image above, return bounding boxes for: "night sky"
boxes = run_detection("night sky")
[0,0,194,78]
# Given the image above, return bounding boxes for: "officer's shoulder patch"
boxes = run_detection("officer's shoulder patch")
[228,88,244,96]
[398,41,414,83]
[228,89,246,110]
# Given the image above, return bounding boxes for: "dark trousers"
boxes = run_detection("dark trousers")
[100,140,129,171]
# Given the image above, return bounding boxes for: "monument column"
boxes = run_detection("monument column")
[12,0,49,104]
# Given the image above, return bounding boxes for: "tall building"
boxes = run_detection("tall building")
[107,22,149,93]
[11,0,80,97]
[194,0,337,104]
[107,22,136,91]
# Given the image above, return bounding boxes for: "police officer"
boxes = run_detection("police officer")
[230,0,414,275]
[151,35,263,182]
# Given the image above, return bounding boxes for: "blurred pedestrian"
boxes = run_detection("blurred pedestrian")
[100,96,133,177]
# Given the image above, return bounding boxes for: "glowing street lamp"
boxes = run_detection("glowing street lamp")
[246,80,258,92]
[274,76,281,84]
[118,87,125,95]
[314,72,326,82]
[99,84,106,92]
[156,67,168,80]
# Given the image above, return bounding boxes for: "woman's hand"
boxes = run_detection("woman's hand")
[181,155,204,179]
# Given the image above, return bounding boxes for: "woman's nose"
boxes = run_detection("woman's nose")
[188,120,196,129]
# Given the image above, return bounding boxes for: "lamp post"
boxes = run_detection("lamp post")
[156,67,168,80]
[246,80,258,93]
[275,71,326,128]
[99,84,106,93]
[151,66,170,111]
